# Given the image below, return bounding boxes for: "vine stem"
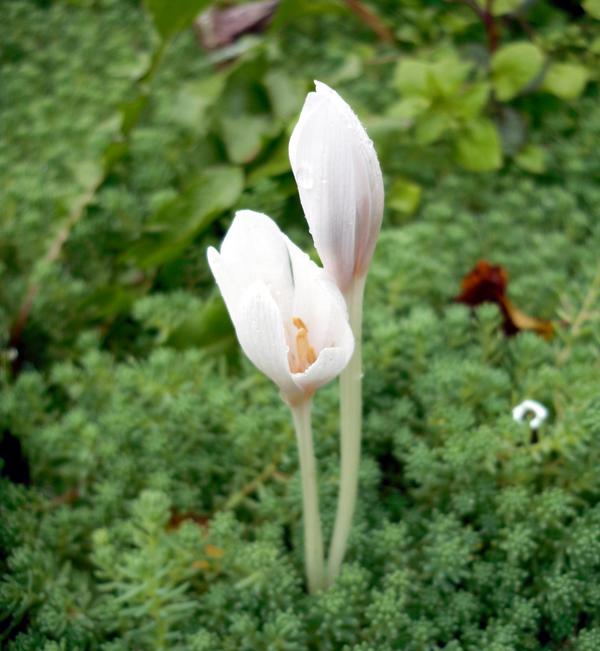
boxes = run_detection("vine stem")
[326,274,365,587]
[343,0,395,43]
[291,398,325,593]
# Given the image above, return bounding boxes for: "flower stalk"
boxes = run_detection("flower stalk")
[291,398,325,593]
[326,275,365,586]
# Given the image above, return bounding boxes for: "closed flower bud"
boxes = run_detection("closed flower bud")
[289,81,384,292]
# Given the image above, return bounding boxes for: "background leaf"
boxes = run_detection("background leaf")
[514,144,547,174]
[219,115,279,164]
[167,295,235,352]
[128,166,244,268]
[145,0,212,40]
[394,58,431,97]
[491,42,544,101]
[455,119,503,172]
[388,177,422,216]
[543,63,589,100]
[583,0,600,19]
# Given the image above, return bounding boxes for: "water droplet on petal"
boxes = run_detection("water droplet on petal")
[295,165,314,190]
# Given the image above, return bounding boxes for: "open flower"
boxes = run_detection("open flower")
[207,210,354,405]
[289,81,384,293]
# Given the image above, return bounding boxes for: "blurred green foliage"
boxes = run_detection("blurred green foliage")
[1,0,600,648]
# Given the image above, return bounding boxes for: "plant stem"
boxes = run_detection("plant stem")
[291,398,325,593]
[326,275,365,587]
[343,0,395,43]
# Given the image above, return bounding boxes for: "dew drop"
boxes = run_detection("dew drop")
[295,165,314,190]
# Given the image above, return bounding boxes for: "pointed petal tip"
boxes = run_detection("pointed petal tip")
[314,80,332,94]
[206,246,220,268]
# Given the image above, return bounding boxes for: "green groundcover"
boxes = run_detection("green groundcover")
[2,1,600,649]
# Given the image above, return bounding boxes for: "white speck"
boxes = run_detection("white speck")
[512,399,548,430]
[295,165,314,190]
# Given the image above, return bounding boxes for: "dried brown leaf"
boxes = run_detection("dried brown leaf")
[456,260,553,339]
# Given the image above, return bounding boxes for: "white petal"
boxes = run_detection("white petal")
[292,345,354,394]
[289,81,384,290]
[281,236,354,393]
[207,246,238,317]
[235,283,301,403]
[284,235,351,354]
[217,210,294,320]
[350,132,384,276]
[289,92,356,290]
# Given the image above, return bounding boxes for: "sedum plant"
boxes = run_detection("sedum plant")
[2,0,600,648]
[3,130,600,647]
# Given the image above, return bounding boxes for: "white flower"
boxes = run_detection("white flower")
[289,81,384,292]
[512,399,548,430]
[207,210,354,405]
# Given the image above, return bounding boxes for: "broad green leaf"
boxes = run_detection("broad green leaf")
[144,0,212,40]
[359,115,408,137]
[491,42,544,101]
[81,285,142,320]
[474,0,521,13]
[452,82,490,119]
[109,51,152,81]
[167,76,227,130]
[218,59,271,117]
[168,295,235,353]
[247,137,291,185]
[583,0,600,19]
[515,144,547,174]
[455,119,502,172]
[216,59,280,163]
[388,177,422,215]
[396,23,422,45]
[102,141,129,170]
[439,11,477,33]
[329,52,365,85]
[263,71,306,121]
[128,166,244,268]
[121,94,149,136]
[429,55,472,97]
[219,115,278,164]
[542,63,589,100]
[386,97,431,120]
[394,59,431,97]
[491,0,522,15]
[415,112,453,145]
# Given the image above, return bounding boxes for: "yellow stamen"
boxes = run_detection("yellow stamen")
[290,317,317,373]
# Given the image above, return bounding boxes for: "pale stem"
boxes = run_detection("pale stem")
[291,397,325,593]
[326,274,365,587]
